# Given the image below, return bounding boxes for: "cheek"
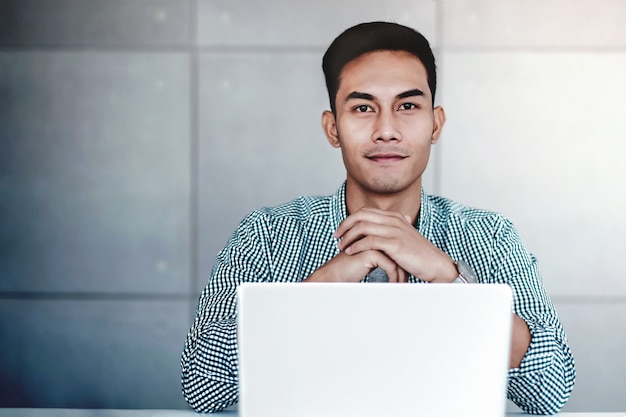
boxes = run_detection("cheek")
[339,117,371,138]
[404,124,436,146]
[336,120,367,147]
[401,114,434,133]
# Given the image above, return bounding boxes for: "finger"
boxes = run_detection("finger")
[345,235,399,259]
[382,263,397,283]
[339,213,413,251]
[388,263,403,283]
[397,264,408,283]
[396,265,406,282]
[395,264,409,282]
[377,258,400,283]
[340,222,397,251]
[335,208,404,238]
[361,250,398,282]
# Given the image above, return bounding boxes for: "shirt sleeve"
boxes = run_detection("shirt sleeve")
[492,218,576,415]
[181,212,271,412]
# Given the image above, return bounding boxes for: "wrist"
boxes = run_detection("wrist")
[428,256,458,283]
[452,260,478,284]
[304,262,342,283]
[303,269,328,283]
[443,259,459,283]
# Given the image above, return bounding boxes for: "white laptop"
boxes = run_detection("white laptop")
[237,283,513,417]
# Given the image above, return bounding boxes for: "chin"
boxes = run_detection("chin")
[367,177,409,194]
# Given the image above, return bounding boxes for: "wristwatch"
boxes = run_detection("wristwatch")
[453,260,477,284]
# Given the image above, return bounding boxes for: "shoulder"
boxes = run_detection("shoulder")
[239,194,333,231]
[425,193,515,236]
[424,193,533,282]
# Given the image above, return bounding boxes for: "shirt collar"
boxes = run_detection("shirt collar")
[416,187,434,240]
[330,182,348,234]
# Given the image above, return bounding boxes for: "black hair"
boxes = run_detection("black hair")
[322,21,437,114]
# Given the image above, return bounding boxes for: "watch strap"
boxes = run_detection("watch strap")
[454,260,477,284]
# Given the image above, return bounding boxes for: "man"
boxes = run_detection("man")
[182,22,575,414]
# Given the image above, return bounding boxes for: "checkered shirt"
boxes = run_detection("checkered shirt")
[181,183,575,414]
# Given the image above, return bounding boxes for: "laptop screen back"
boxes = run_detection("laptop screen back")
[238,283,512,417]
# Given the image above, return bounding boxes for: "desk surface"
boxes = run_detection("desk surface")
[1,410,625,417]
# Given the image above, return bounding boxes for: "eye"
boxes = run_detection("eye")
[398,102,418,111]
[354,104,372,113]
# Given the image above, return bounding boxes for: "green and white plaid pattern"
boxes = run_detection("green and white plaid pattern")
[181,182,575,414]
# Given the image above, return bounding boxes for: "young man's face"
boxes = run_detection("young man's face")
[323,50,445,197]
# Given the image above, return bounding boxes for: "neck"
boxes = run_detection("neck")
[344,180,422,225]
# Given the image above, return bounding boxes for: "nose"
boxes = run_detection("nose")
[372,109,401,142]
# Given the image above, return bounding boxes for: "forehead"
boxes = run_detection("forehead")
[337,50,429,98]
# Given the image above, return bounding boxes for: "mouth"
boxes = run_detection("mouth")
[366,153,407,163]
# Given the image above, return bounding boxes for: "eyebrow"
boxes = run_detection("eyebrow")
[396,88,425,99]
[344,88,425,103]
[345,91,374,102]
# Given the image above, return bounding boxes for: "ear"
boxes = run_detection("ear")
[431,106,446,144]
[322,110,341,148]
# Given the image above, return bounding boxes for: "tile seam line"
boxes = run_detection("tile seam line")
[552,296,626,304]
[0,45,329,53]
[2,45,625,52]
[433,0,444,196]
[0,292,624,303]
[189,0,200,324]
[441,46,626,53]
[0,291,196,301]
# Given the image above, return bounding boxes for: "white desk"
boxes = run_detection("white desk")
[0,410,624,417]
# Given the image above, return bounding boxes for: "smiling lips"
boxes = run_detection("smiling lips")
[366,153,407,163]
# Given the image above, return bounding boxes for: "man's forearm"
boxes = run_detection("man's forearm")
[181,319,239,412]
[510,314,531,369]
[506,316,575,414]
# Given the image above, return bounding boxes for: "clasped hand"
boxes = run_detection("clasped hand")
[306,207,457,283]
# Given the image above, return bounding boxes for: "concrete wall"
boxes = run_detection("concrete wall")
[1,0,625,411]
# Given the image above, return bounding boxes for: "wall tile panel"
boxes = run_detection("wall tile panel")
[0,298,192,408]
[442,0,626,48]
[438,51,626,297]
[0,0,191,47]
[0,51,191,293]
[197,0,437,47]
[556,301,626,412]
